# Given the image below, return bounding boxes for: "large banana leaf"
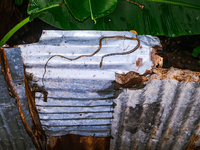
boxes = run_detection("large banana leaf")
[64,0,117,22]
[27,0,200,37]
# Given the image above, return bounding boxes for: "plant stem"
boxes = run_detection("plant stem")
[0,16,30,47]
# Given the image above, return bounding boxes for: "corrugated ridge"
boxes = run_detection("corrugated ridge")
[110,79,200,150]
[171,84,200,149]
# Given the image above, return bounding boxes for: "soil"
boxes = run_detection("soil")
[158,35,200,72]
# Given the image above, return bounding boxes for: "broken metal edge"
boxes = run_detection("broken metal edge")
[0,47,45,150]
[115,67,200,88]
[151,45,163,69]
[24,65,47,150]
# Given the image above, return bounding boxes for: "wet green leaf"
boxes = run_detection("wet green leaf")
[192,46,200,58]
[27,0,71,29]
[27,0,200,37]
[64,0,117,21]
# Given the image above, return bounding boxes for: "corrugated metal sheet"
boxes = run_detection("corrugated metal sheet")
[0,48,34,150]
[110,70,200,150]
[16,30,161,137]
[2,30,200,150]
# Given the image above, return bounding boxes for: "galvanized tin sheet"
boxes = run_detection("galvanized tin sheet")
[18,30,161,137]
[2,31,200,150]
[0,48,34,150]
[110,78,200,150]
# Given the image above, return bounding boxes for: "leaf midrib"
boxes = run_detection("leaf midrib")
[141,0,200,9]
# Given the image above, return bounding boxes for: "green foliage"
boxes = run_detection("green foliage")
[192,46,200,57]
[27,0,200,37]
[1,0,200,47]
[64,0,117,22]
[192,46,200,65]
[27,0,72,29]
[0,17,29,47]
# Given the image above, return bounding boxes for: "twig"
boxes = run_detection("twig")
[126,0,144,9]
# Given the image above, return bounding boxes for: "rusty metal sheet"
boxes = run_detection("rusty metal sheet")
[15,30,161,137]
[110,68,200,150]
[0,48,34,150]
[2,31,200,150]
[47,134,110,150]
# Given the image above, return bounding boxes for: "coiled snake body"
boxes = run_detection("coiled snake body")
[42,36,140,85]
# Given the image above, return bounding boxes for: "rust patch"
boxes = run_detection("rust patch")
[136,58,143,67]
[164,127,172,141]
[196,126,200,130]
[0,47,44,149]
[182,126,188,130]
[164,136,169,141]
[184,134,200,150]
[151,127,158,139]
[151,46,163,68]
[32,83,48,102]
[114,45,163,87]
[151,67,200,82]
[115,71,141,85]
[168,127,172,136]
[178,134,183,140]
[134,145,139,150]
[47,134,110,150]
[115,71,150,87]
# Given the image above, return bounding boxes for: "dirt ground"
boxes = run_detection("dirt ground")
[158,35,200,72]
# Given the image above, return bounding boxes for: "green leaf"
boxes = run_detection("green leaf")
[192,46,200,58]
[15,0,23,5]
[98,0,200,36]
[198,60,200,66]
[64,0,117,21]
[27,0,200,37]
[27,0,71,29]
[0,17,30,47]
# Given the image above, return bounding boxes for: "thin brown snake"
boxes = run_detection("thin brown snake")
[42,36,140,85]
